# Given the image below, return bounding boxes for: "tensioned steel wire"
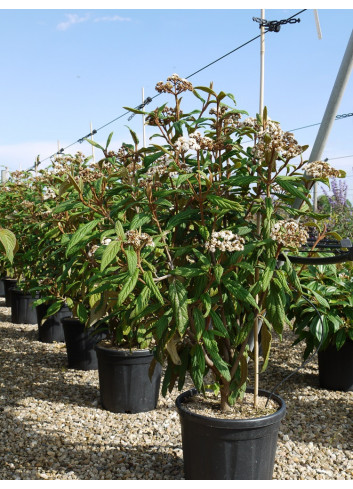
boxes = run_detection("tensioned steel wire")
[26,9,308,171]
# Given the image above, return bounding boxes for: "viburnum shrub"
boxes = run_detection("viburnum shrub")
[117,74,344,412]
[0,170,46,289]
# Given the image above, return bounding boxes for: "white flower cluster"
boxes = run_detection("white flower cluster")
[339,272,350,281]
[175,136,201,153]
[205,230,245,253]
[101,238,112,246]
[147,155,178,178]
[125,230,154,250]
[270,219,308,248]
[43,188,56,201]
[237,117,303,160]
[190,131,214,151]
[303,161,341,179]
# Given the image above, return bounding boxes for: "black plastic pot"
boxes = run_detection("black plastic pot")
[62,318,106,370]
[4,278,17,307]
[95,342,162,413]
[11,288,37,324]
[36,303,72,343]
[176,388,286,480]
[318,340,353,391]
[0,277,5,297]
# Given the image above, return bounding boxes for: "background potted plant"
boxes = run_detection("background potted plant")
[122,74,345,479]
[290,259,353,391]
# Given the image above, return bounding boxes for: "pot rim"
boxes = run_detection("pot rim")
[176,387,286,429]
[95,340,155,357]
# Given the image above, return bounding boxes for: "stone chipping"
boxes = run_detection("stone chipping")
[0,297,352,480]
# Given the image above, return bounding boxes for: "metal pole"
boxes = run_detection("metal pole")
[294,29,353,210]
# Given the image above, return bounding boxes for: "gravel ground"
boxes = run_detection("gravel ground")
[0,297,352,480]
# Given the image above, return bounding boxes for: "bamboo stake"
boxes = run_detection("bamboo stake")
[253,8,265,410]
[142,87,146,148]
[90,121,95,163]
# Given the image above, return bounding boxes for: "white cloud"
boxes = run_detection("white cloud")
[57,13,90,31]
[94,15,131,23]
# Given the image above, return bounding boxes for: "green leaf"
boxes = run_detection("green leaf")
[214,264,224,284]
[194,86,217,97]
[105,132,113,149]
[125,248,138,276]
[77,303,88,324]
[193,308,205,341]
[276,177,311,205]
[0,228,16,263]
[66,219,101,257]
[143,271,164,304]
[169,279,189,335]
[130,214,151,230]
[203,331,231,381]
[335,329,346,350]
[207,194,243,212]
[260,321,272,372]
[85,139,105,151]
[224,281,259,311]
[117,269,139,306]
[123,106,147,116]
[100,240,120,271]
[166,209,198,230]
[209,310,228,337]
[115,220,125,240]
[125,125,139,146]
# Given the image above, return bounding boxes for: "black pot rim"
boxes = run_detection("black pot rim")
[95,341,154,358]
[176,388,286,429]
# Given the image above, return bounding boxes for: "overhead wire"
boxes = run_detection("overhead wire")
[26,9,307,171]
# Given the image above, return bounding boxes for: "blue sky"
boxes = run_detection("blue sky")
[1,3,353,198]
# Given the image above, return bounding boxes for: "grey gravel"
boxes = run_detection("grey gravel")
[0,297,352,480]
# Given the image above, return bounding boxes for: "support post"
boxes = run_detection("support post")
[293,29,353,210]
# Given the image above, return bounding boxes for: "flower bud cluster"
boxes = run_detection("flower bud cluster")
[205,230,245,253]
[146,106,181,126]
[155,74,193,95]
[270,219,308,248]
[303,161,341,179]
[125,229,154,250]
[88,244,99,258]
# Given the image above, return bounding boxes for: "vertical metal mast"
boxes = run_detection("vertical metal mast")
[294,29,353,210]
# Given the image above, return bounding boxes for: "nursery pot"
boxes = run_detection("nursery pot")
[4,278,17,307]
[36,302,72,343]
[0,277,5,297]
[95,342,162,414]
[62,317,106,370]
[175,388,286,480]
[10,288,37,324]
[318,339,353,391]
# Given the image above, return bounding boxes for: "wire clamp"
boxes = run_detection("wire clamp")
[253,16,301,32]
[128,96,153,121]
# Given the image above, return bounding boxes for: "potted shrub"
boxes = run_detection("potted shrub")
[122,74,345,479]
[291,260,353,391]
[49,139,164,410]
